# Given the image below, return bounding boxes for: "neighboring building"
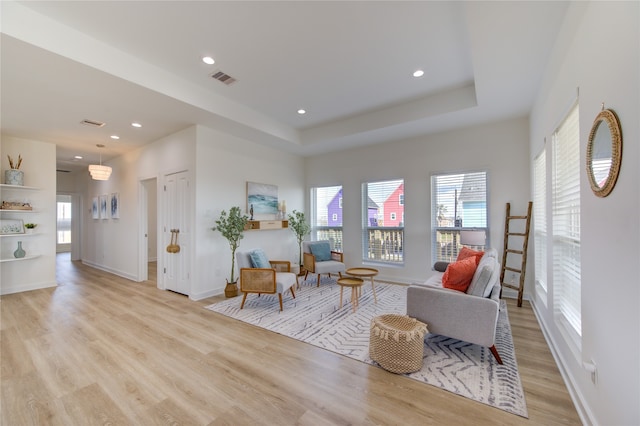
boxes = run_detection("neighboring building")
[457,174,486,228]
[326,188,343,227]
[382,183,404,227]
[367,196,380,226]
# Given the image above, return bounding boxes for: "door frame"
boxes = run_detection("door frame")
[138,176,159,285]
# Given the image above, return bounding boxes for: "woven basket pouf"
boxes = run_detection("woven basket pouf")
[369,314,428,374]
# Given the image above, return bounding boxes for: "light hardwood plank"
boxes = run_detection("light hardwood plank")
[0,254,581,425]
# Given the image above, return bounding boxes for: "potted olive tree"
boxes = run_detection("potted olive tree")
[212,206,249,297]
[288,210,311,273]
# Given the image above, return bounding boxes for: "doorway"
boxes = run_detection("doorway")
[56,193,81,260]
[139,178,158,284]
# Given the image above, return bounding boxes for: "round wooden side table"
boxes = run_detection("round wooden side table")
[336,277,364,312]
[345,267,378,303]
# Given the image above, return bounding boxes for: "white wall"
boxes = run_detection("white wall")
[0,135,56,294]
[79,124,305,300]
[82,126,196,281]
[305,117,531,285]
[193,126,305,300]
[529,2,639,424]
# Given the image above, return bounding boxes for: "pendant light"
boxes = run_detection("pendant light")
[88,144,112,181]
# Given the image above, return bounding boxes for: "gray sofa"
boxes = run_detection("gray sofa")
[406,248,504,364]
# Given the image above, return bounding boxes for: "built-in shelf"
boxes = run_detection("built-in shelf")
[0,254,40,263]
[0,209,37,213]
[245,220,288,231]
[0,184,39,191]
[0,233,39,238]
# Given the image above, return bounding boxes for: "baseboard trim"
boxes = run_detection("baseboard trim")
[190,287,223,301]
[82,260,138,282]
[0,280,57,295]
[530,299,595,425]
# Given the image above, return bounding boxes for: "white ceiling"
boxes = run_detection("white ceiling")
[1,1,569,171]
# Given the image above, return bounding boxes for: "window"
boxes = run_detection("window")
[533,148,547,296]
[552,103,581,348]
[310,185,343,251]
[362,179,404,264]
[57,201,72,244]
[431,171,487,263]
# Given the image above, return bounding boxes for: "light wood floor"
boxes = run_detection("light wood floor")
[0,254,581,425]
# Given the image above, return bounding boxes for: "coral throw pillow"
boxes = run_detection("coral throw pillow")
[442,257,478,292]
[457,246,484,265]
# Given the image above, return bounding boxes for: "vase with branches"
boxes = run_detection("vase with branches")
[288,210,311,268]
[5,154,24,186]
[212,206,249,297]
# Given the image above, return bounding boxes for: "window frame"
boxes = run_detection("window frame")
[551,102,582,353]
[431,170,489,264]
[361,179,405,266]
[310,185,343,251]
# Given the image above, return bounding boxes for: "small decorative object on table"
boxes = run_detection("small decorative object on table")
[5,154,24,186]
[370,314,428,374]
[14,241,26,258]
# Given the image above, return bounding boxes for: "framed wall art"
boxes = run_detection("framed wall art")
[100,194,108,219]
[0,219,25,235]
[246,182,278,215]
[92,197,99,219]
[110,192,120,219]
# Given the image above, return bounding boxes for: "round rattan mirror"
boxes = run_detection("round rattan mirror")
[586,108,622,197]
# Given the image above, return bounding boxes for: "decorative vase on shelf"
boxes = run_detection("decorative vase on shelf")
[13,241,26,258]
[5,169,24,186]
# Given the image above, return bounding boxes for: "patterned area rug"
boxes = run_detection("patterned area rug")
[205,277,528,417]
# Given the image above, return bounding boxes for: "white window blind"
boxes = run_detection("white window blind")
[533,148,547,292]
[552,104,581,342]
[311,185,343,251]
[362,179,404,264]
[431,171,488,263]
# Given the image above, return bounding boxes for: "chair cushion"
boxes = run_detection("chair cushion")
[467,256,495,297]
[275,272,297,293]
[313,260,346,274]
[249,249,271,268]
[309,242,331,261]
[467,255,500,298]
[442,257,477,292]
[235,251,253,270]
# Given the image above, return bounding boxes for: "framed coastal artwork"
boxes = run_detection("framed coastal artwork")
[110,192,120,219]
[92,197,99,219]
[246,182,278,215]
[100,194,108,219]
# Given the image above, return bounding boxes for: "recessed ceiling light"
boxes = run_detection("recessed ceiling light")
[202,56,215,65]
[131,122,142,128]
[110,135,120,140]
[413,70,425,78]
[297,109,306,115]
[74,155,83,160]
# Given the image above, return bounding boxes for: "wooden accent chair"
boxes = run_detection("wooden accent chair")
[236,249,297,311]
[302,240,346,287]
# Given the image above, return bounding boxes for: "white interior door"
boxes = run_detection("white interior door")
[163,171,190,295]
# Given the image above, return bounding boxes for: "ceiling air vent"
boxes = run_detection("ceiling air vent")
[210,70,237,86]
[56,169,71,173]
[81,119,106,127]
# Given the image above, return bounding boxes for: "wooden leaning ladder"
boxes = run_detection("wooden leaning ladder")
[500,202,532,307]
